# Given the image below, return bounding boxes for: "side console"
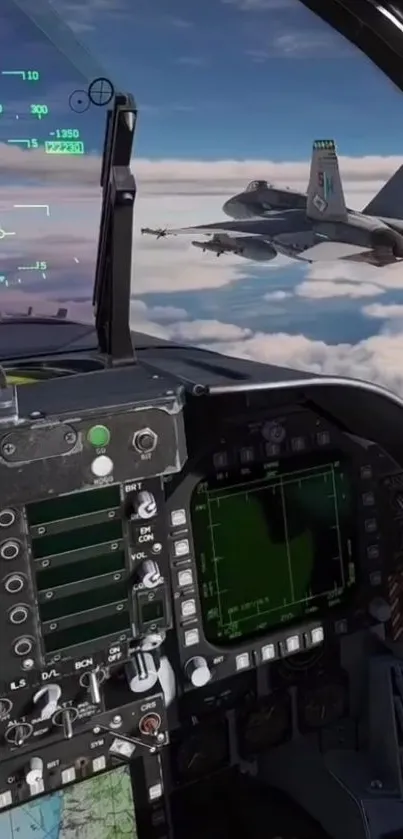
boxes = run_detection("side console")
[0,368,187,813]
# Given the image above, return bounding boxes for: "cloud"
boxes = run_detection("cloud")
[3,141,402,196]
[49,0,127,33]
[245,30,349,60]
[296,281,384,299]
[297,260,403,301]
[169,320,252,342]
[362,303,403,319]
[263,290,292,300]
[195,325,403,397]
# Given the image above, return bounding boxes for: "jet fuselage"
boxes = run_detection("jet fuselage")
[223,186,306,219]
[224,184,403,236]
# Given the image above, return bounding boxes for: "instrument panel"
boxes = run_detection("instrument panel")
[166,397,392,692]
[0,364,402,830]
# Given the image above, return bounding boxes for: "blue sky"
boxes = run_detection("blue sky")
[56,0,403,159]
[1,0,403,392]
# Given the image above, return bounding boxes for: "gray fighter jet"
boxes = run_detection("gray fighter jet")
[222,162,403,224]
[142,141,403,266]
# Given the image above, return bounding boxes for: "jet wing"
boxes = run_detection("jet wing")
[363,163,403,219]
[296,240,398,265]
[159,218,285,236]
[306,139,349,224]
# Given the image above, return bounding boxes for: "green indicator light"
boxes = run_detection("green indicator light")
[87,425,110,447]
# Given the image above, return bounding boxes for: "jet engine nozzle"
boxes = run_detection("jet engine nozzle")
[371,227,403,258]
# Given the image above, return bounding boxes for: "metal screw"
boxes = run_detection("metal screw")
[2,443,15,456]
[22,658,34,670]
[64,431,76,445]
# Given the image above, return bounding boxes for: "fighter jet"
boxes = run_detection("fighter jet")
[222,162,403,224]
[143,141,403,267]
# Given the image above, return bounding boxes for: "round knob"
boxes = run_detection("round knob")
[185,656,212,688]
[262,421,286,443]
[25,757,43,787]
[9,605,29,625]
[32,684,62,720]
[134,491,157,519]
[138,559,161,588]
[132,428,158,454]
[0,509,16,528]
[368,597,392,623]
[13,636,33,657]
[4,574,25,594]
[0,540,20,560]
[125,652,159,693]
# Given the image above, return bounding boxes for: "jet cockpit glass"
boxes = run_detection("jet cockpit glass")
[245,180,268,191]
[191,454,356,645]
[0,0,112,323]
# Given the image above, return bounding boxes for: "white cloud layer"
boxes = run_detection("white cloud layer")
[296,280,384,299]
[199,329,403,397]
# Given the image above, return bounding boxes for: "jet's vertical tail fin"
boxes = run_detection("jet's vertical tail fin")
[363,164,403,220]
[306,139,348,222]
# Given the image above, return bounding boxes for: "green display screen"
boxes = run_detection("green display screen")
[191,458,355,644]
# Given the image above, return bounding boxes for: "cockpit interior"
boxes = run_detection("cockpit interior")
[1,2,403,839]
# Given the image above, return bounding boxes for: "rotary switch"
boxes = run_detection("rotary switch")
[25,757,43,789]
[185,656,212,688]
[138,559,161,588]
[133,491,157,519]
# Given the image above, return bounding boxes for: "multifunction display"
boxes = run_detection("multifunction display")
[191,457,356,643]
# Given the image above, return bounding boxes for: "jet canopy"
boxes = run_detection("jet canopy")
[245,180,269,191]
